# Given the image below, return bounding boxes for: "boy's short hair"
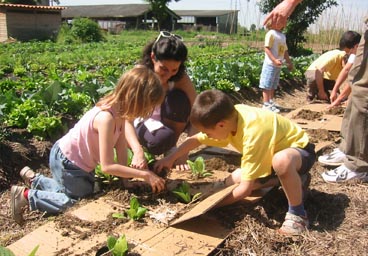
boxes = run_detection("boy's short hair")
[339,31,361,49]
[190,89,235,128]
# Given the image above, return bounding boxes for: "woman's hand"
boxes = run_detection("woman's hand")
[263,0,301,29]
[154,157,175,174]
[173,153,190,171]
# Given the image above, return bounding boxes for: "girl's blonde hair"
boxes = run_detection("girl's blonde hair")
[97,66,164,119]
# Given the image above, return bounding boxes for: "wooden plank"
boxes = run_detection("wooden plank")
[7,179,274,255]
[285,103,343,132]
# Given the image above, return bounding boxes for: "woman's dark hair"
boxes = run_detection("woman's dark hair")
[139,37,188,81]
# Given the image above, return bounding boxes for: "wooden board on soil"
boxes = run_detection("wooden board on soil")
[285,103,344,132]
[7,179,273,256]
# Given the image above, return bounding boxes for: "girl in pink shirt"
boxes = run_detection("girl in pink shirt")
[11,66,166,225]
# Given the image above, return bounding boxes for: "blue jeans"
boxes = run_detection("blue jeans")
[28,141,95,214]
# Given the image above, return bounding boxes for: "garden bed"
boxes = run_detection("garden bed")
[1,81,367,255]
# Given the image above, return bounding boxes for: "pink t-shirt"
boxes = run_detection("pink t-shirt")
[58,106,123,172]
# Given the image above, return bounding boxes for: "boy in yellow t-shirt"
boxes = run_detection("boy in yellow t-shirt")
[305,30,361,102]
[154,89,316,236]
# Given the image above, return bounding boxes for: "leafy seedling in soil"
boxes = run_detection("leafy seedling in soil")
[95,148,156,184]
[107,235,129,256]
[95,149,119,184]
[112,197,147,221]
[96,235,129,256]
[187,156,212,179]
[0,245,39,256]
[172,182,202,204]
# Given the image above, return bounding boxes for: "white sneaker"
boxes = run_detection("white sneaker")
[269,99,281,108]
[262,103,280,113]
[318,148,346,166]
[321,165,368,183]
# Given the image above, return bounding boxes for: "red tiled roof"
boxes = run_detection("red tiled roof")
[0,3,65,10]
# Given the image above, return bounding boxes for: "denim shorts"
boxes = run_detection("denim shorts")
[259,62,281,90]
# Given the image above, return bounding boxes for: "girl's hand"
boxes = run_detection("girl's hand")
[144,171,165,193]
[130,151,147,169]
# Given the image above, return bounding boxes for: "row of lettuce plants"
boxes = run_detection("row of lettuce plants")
[0,36,315,140]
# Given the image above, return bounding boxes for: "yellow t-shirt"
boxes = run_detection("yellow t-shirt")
[196,105,309,181]
[307,49,346,80]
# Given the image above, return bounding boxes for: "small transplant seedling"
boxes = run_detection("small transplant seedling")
[95,148,156,184]
[112,197,147,221]
[107,234,129,256]
[0,245,39,256]
[172,182,202,204]
[187,156,212,179]
[95,149,119,184]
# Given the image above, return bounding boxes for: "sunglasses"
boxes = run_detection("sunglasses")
[154,31,183,44]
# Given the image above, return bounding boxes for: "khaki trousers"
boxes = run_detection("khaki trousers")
[339,29,368,172]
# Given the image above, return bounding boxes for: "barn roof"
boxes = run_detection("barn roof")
[174,10,239,17]
[62,4,180,19]
[0,3,65,10]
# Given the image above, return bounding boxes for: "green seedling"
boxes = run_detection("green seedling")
[107,234,129,256]
[172,182,202,204]
[187,156,212,179]
[0,245,39,256]
[95,149,119,184]
[95,163,120,184]
[127,148,156,169]
[112,197,147,221]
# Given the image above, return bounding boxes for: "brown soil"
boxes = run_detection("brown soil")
[1,79,367,255]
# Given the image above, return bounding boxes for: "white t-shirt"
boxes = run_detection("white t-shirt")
[347,54,356,64]
[263,29,288,66]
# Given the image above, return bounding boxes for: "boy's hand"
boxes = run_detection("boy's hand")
[318,91,329,101]
[329,91,338,103]
[274,59,283,66]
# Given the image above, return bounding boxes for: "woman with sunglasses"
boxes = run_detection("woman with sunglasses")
[126,32,197,170]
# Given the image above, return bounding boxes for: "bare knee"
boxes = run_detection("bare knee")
[272,149,301,176]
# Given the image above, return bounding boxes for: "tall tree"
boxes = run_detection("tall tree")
[145,0,180,31]
[259,0,338,56]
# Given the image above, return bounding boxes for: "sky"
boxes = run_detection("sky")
[56,0,367,32]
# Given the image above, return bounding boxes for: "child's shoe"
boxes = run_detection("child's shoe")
[269,99,281,108]
[11,185,28,225]
[321,165,368,183]
[278,212,309,236]
[20,166,36,187]
[318,148,346,166]
[262,102,280,113]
